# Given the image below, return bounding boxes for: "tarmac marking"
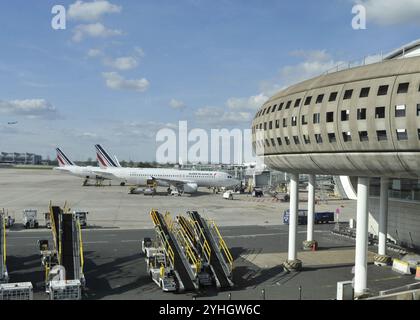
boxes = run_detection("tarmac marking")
[84,241,109,244]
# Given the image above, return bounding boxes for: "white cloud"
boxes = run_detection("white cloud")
[226,93,268,111]
[194,106,252,126]
[87,48,103,57]
[68,0,121,22]
[102,72,150,92]
[72,23,122,42]
[103,56,138,70]
[0,99,58,119]
[355,0,420,25]
[134,47,145,58]
[169,99,186,110]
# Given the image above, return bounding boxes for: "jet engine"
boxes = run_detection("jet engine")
[182,183,199,194]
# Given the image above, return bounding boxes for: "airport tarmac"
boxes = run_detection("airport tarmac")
[1,168,415,300]
[6,225,415,300]
[0,168,356,230]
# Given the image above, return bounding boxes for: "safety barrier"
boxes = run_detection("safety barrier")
[0,283,33,300]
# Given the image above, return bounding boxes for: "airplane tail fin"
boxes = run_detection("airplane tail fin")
[56,148,75,167]
[95,144,119,169]
[113,155,122,168]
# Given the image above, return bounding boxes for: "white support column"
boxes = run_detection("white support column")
[375,177,392,266]
[354,177,369,297]
[307,174,315,242]
[288,173,299,261]
[303,175,317,250]
[378,177,389,256]
[284,173,302,271]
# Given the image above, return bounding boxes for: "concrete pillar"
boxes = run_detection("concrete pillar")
[303,175,317,250]
[375,177,392,266]
[284,173,302,272]
[354,177,369,297]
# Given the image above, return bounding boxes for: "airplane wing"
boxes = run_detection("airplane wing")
[91,170,118,180]
[152,177,193,187]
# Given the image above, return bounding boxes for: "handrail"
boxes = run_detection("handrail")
[210,221,234,272]
[77,219,84,274]
[2,213,6,267]
[176,226,201,273]
[192,220,211,262]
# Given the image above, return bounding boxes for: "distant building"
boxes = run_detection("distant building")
[0,152,42,165]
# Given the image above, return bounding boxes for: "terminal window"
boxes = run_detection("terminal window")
[284,137,291,145]
[418,129,420,140]
[272,105,277,113]
[303,135,311,144]
[343,89,353,100]
[396,129,408,141]
[276,120,280,129]
[292,116,297,126]
[286,101,292,109]
[267,106,272,113]
[357,108,367,120]
[271,138,276,146]
[277,137,283,146]
[377,130,388,141]
[279,102,284,110]
[283,118,288,128]
[417,104,420,116]
[342,132,352,142]
[375,106,386,119]
[304,96,312,105]
[269,121,273,130]
[315,133,323,144]
[328,133,336,143]
[264,122,267,130]
[329,92,338,102]
[395,105,406,117]
[377,85,389,96]
[265,139,270,147]
[359,131,369,142]
[397,82,410,94]
[360,87,370,98]
[316,94,324,104]
[302,115,308,125]
[293,136,300,145]
[326,112,334,122]
[294,99,301,108]
[341,110,350,121]
[313,113,321,124]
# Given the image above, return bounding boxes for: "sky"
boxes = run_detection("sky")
[1,0,420,161]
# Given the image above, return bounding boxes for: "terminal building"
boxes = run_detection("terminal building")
[252,40,420,297]
[0,152,42,165]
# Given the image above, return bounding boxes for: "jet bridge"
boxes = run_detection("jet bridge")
[40,203,85,299]
[188,211,234,289]
[150,210,199,292]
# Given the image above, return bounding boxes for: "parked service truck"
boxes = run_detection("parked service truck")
[22,209,39,229]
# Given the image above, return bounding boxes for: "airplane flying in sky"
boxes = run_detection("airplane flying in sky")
[94,144,240,194]
[54,148,122,186]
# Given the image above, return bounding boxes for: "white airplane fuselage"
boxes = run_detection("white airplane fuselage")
[102,168,240,190]
[54,165,104,179]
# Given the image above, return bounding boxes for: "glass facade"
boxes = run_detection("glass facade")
[370,178,420,202]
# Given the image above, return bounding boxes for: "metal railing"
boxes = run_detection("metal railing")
[210,221,234,273]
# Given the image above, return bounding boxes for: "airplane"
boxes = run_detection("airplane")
[53,147,123,186]
[7,121,18,125]
[94,144,241,195]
